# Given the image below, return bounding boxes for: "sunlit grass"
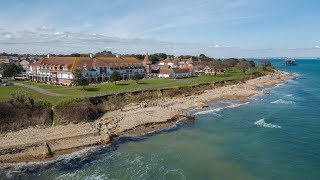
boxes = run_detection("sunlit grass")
[2,67,264,105]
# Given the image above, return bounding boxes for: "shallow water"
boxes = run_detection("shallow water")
[1,59,320,179]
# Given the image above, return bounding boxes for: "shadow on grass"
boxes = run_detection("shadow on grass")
[136,82,148,84]
[84,87,100,92]
[116,83,130,86]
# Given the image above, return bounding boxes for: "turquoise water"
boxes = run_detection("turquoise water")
[2,60,320,179]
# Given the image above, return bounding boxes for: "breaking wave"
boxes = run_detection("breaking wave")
[254,119,281,128]
[194,102,250,116]
[271,99,295,105]
[194,109,222,115]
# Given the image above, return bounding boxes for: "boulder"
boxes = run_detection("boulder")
[42,142,53,158]
[103,135,110,144]
[195,102,209,108]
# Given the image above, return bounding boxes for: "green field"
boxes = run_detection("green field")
[0,68,264,105]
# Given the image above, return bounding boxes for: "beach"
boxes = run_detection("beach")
[0,70,293,164]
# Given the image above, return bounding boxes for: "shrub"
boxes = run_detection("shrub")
[36,100,53,108]
[10,89,35,108]
[53,98,84,109]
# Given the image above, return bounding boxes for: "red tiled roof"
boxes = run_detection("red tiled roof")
[31,56,142,72]
[95,56,142,66]
[161,58,173,63]
[143,53,150,63]
[159,68,173,74]
[172,68,190,74]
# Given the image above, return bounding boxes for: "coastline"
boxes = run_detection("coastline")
[0,70,293,165]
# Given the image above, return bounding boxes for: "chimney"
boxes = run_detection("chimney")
[47,54,50,59]
[89,53,93,58]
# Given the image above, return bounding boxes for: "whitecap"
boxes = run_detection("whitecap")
[194,109,222,115]
[194,102,249,116]
[271,99,294,105]
[226,102,250,108]
[293,73,301,77]
[254,119,281,129]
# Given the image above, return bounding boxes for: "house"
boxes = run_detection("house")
[20,60,30,69]
[142,52,152,75]
[0,56,10,64]
[27,54,146,85]
[158,57,176,67]
[158,56,194,69]
[158,68,195,78]
[9,57,20,65]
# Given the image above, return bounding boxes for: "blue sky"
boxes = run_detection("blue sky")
[0,0,319,57]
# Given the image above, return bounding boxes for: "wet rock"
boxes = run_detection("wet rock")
[42,142,53,158]
[103,135,110,144]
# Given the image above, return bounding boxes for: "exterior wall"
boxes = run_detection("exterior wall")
[174,72,190,77]
[27,61,146,85]
[157,70,193,78]
[158,73,170,78]
[190,69,196,76]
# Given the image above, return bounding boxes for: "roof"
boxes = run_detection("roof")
[187,57,193,63]
[159,68,173,74]
[159,68,191,74]
[172,68,191,74]
[20,60,30,66]
[32,57,75,66]
[95,56,142,66]
[31,56,143,72]
[161,58,173,63]
[143,53,150,63]
[71,57,95,71]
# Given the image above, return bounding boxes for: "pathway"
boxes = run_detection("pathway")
[14,82,64,96]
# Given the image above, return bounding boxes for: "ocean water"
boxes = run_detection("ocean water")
[1,59,320,179]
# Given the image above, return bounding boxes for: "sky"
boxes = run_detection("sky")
[0,0,319,58]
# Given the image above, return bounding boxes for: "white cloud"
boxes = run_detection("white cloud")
[0,32,13,40]
[208,44,235,48]
[0,27,203,55]
[37,25,55,32]
[241,47,272,51]
[313,45,320,49]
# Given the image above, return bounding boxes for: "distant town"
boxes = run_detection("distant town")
[0,51,256,85]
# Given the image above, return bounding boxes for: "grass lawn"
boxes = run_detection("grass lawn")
[0,85,81,105]
[2,67,264,105]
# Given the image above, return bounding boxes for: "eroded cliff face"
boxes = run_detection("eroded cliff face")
[54,101,101,125]
[0,73,264,133]
[0,102,53,133]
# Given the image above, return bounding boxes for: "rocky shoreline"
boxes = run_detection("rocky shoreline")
[0,70,293,164]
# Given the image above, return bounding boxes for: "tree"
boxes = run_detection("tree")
[211,60,226,76]
[72,70,89,89]
[95,50,113,57]
[132,73,142,83]
[248,60,256,67]
[236,60,252,74]
[110,71,121,84]
[2,64,22,78]
[223,58,238,69]
[260,60,272,67]
[78,77,89,89]
[199,54,207,59]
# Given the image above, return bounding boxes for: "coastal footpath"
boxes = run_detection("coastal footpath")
[0,70,293,164]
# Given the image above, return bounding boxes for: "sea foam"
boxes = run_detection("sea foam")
[194,102,250,115]
[254,119,281,128]
[271,99,295,105]
[194,109,222,115]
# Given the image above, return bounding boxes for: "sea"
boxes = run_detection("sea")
[1,59,320,179]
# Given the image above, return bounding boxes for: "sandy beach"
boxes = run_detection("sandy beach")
[0,70,293,164]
